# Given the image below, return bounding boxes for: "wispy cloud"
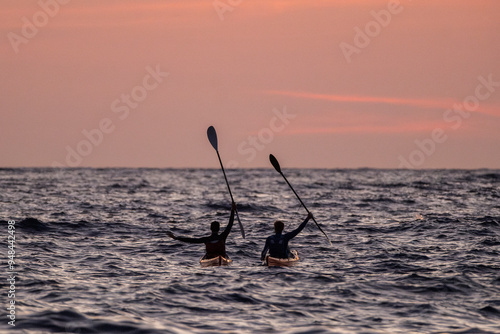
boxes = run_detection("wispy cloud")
[285,120,469,135]
[265,90,500,117]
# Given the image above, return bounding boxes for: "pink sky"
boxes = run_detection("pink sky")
[1,0,499,168]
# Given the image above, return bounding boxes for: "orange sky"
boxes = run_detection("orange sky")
[1,0,499,168]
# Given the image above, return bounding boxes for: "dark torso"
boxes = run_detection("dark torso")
[268,233,290,258]
[204,235,227,258]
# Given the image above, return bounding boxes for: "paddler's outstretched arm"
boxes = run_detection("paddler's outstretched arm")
[166,231,208,244]
[220,202,236,239]
[284,212,313,240]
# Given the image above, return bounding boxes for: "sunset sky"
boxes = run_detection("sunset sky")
[1,0,499,168]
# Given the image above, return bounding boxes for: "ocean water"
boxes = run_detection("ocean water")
[1,168,499,334]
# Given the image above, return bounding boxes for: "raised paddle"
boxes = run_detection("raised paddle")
[269,154,332,246]
[207,126,245,239]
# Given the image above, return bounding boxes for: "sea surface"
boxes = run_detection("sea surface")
[1,168,500,334]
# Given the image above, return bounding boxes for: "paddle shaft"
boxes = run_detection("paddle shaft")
[215,150,245,239]
[278,171,332,246]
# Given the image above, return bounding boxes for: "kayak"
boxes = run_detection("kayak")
[265,250,299,267]
[200,255,232,267]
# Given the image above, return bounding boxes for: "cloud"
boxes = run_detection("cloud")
[265,90,500,117]
[285,120,468,135]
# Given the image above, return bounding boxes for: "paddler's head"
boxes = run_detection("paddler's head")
[210,221,220,233]
[274,220,284,234]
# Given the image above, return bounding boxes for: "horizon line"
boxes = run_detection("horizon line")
[1,166,499,171]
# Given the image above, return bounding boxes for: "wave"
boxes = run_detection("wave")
[17,309,169,334]
[479,305,500,317]
[361,196,397,203]
[16,218,98,232]
[477,172,500,181]
[18,218,50,232]
[478,216,500,227]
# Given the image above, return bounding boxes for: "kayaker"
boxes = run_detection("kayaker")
[167,202,236,259]
[260,212,313,261]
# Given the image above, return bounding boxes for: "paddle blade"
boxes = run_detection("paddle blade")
[269,154,281,173]
[207,126,218,151]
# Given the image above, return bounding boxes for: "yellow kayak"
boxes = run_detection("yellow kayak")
[200,255,232,267]
[265,250,299,267]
